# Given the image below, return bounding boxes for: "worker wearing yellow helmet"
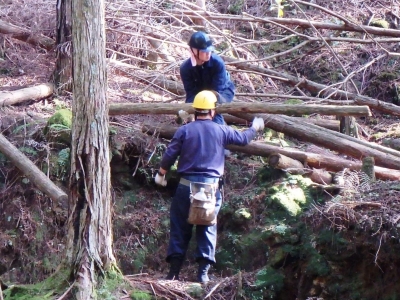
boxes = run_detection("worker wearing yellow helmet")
[155,90,265,283]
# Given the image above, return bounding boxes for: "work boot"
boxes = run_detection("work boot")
[166,257,183,280]
[197,258,211,283]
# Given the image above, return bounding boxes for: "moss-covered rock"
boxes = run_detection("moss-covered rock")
[268,175,313,216]
[44,109,72,146]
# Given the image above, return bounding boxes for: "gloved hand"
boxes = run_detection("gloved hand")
[155,172,167,187]
[251,117,265,131]
[178,110,190,120]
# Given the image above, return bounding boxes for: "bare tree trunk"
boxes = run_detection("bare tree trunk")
[65,0,116,298]
[51,0,73,92]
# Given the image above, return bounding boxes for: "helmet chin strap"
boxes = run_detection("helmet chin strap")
[191,48,205,65]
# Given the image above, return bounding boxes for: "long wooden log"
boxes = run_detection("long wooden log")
[268,153,333,184]
[224,114,340,131]
[222,56,400,116]
[142,124,400,181]
[230,112,400,170]
[0,134,68,202]
[0,83,54,106]
[109,102,371,117]
[0,20,55,50]
[261,113,400,158]
[268,153,304,169]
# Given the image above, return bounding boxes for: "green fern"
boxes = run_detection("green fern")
[57,148,70,167]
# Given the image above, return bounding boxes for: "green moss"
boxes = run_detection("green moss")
[46,109,72,129]
[97,269,127,299]
[44,109,72,145]
[270,191,302,216]
[130,290,153,300]
[306,253,331,276]
[370,19,389,29]
[2,268,70,300]
[185,283,204,298]
[255,266,285,291]
[284,99,304,105]
[233,208,252,221]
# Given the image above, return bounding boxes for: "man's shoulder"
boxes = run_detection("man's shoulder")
[210,53,224,64]
[180,58,192,70]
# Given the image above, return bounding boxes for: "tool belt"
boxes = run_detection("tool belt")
[182,179,218,226]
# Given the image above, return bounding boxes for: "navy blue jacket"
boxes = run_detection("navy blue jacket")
[180,54,235,104]
[160,119,256,178]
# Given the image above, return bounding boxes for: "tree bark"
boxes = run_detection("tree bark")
[51,0,73,92]
[222,56,400,116]
[109,102,371,116]
[361,156,376,181]
[142,124,400,181]
[0,83,54,106]
[0,20,55,50]
[66,0,116,298]
[0,133,67,202]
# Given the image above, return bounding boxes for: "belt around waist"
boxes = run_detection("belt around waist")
[179,177,219,187]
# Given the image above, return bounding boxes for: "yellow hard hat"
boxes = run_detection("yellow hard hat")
[192,91,217,111]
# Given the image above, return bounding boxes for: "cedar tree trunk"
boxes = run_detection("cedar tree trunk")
[51,0,72,91]
[64,0,116,298]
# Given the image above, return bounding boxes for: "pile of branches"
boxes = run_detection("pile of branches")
[125,271,257,300]
[307,169,400,235]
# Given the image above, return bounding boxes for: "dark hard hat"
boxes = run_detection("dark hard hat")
[188,31,214,52]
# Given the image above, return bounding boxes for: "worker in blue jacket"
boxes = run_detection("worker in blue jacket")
[180,31,235,125]
[155,90,264,283]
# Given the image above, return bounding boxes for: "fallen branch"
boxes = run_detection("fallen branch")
[0,83,54,106]
[0,133,68,202]
[164,11,400,38]
[0,20,55,50]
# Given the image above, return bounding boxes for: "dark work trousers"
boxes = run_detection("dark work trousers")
[166,175,222,264]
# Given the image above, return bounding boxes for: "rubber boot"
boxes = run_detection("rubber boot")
[197,258,211,283]
[166,257,183,280]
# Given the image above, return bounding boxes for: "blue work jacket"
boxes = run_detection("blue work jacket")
[180,54,235,104]
[160,119,256,178]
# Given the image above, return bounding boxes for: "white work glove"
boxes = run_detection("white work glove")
[251,117,265,132]
[155,172,167,187]
[178,110,190,120]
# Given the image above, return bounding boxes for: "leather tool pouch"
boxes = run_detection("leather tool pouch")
[187,182,217,226]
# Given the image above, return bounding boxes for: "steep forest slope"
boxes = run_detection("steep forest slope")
[1,0,400,299]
